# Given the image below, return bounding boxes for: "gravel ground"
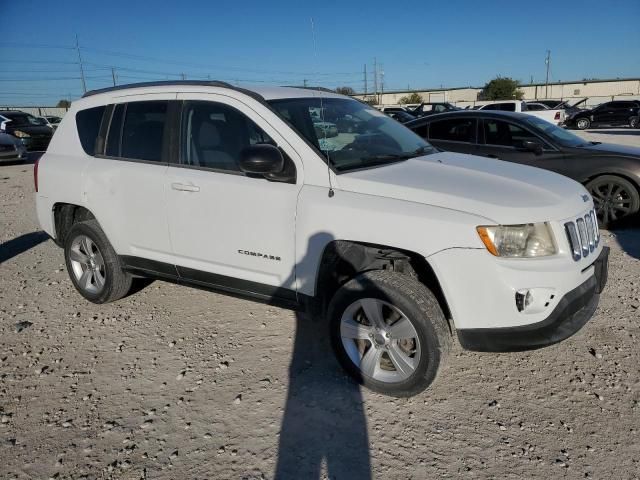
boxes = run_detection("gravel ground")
[1,129,639,480]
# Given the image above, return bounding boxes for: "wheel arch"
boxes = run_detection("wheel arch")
[313,240,453,330]
[52,203,96,247]
[584,170,640,193]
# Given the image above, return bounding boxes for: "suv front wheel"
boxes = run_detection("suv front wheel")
[64,219,132,304]
[329,270,451,397]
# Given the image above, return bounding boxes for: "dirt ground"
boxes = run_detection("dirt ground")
[1,129,639,479]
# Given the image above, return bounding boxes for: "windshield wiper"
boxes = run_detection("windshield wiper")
[360,146,432,164]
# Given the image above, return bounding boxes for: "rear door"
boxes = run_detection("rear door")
[424,116,478,155]
[475,117,568,174]
[85,95,176,270]
[165,94,303,299]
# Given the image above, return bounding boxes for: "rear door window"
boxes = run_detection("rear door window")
[76,106,106,156]
[120,101,168,162]
[428,118,476,143]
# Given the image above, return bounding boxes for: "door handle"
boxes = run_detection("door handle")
[171,182,200,192]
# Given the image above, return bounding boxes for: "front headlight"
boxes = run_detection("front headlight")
[476,223,557,258]
[13,130,30,138]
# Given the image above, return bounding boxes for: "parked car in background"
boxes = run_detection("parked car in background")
[527,100,564,109]
[45,115,63,127]
[385,110,417,123]
[0,110,54,151]
[525,102,550,111]
[565,100,640,130]
[407,110,640,226]
[479,100,565,125]
[0,132,28,163]
[410,102,459,118]
[379,106,411,114]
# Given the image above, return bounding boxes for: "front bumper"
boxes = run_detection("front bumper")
[457,247,609,352]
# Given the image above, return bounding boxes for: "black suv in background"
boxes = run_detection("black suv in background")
[0,110,54,151]
[565,100,640,130]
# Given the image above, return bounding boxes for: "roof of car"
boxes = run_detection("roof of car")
[82,81,346,102]
[405,110,534,126]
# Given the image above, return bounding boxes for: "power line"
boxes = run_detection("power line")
[0,42,76,50]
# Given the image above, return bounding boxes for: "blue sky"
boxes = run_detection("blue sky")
[1,0,639,105]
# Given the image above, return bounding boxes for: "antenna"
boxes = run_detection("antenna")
[310,17,334,198]
[75,34,87,94]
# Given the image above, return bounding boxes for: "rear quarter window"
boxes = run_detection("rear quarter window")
[76,106,106,156]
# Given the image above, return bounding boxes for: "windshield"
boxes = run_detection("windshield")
[3,113,46,127]
[523,116,589,147]
[268,97,435,171]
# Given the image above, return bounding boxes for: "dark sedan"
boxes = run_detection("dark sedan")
[0,110,54,151]
[406,111,640,226]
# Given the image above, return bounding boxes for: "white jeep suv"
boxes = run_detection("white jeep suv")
[35,81,609,397]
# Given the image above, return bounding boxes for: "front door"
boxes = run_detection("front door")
[165,95,303,302]
[475,118,568,175]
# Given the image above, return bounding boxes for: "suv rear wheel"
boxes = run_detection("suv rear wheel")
[328,270,450,397]
[64,220,132,304]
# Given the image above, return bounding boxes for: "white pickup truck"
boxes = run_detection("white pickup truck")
[479,100,565,125]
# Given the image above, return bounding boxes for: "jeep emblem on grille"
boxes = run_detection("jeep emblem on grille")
[581,194,589,202]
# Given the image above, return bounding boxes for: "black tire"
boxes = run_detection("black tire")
[586,175,640,227]
[328,270,451,397]
[64,219,132,304]
[630,116,639,129]
[575,117,590,130]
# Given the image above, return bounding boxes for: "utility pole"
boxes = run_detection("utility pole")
[303,78,308,87]
[75,34,87,94]
[181,73,186,80]
[111,67,117,86]
[380,68,385,100]
[545,50,551,98]
[373,57,378,104]
[364,64,367,95]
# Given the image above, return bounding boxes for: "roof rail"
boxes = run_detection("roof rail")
[82,80,238,98]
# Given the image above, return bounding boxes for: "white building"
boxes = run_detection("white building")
[356,77,640,109]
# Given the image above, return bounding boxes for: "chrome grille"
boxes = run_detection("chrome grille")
[565,208,599,261]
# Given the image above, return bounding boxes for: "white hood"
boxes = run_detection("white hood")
[336,152,590,224]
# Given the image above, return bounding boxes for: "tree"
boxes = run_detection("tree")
[335,86,355,96]
[56,99,71,108]
[399,92,423,104]
[480,77,524,100]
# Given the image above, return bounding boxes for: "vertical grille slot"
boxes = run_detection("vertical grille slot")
[565,222,581,261]
[585,214,595,252]
[576,218,589,257]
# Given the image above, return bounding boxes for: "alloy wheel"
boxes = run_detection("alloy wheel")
[340,298,421,383]
[576,118,590,129]
[69,235,106,294]
[589,179,634,225]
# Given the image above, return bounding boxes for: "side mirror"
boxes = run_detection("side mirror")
[239,144,284,175]
[521,140,543,155]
